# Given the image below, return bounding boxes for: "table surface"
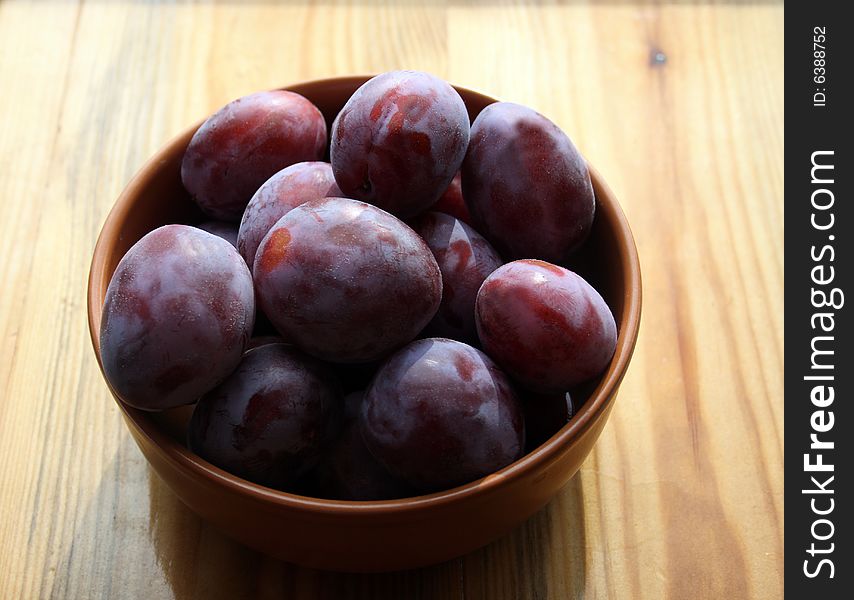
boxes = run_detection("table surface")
[0,1,783,598]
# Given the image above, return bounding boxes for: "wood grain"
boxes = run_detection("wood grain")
[0,1,783,598]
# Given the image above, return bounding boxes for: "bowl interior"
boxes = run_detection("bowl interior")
[88,76,641,510]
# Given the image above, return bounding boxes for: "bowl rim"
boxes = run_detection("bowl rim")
[87,75,642,516]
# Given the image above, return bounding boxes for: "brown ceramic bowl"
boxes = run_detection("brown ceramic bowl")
[87,76,641,573]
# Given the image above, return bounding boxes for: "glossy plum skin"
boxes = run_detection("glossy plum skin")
[462,102,595,262]
[311,391,413,500]
[100,225,254,410]
[361,338,525,491]
[196,221,238,248]
[182,91,327,222]
[411,212,503,343]
[476,260,617,393]
[523,391,575,452]
[187,344,342,488]
[330,71,470,218]
[238,162,342,270]
[254,197,442,363]
[429,172,471,225]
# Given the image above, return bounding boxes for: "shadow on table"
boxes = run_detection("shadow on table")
[56,435,585,598]
[146,466,588,599]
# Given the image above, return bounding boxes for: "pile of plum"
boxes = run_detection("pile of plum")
[100,71,617,500]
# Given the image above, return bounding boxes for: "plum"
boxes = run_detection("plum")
[187,343,342,488]
[330,71,469,218]
[476,260,616,392]
[311,421,413,501]
[411,212,502,343]
[360,338,524,491]
[100,225,254,410]
[253,197,442,362]
[462,102,594,262]
[238,161,342,270]
[429,172,471,225]
[246,335,288,351]
[310,390,413,500]
[182,90,327,221]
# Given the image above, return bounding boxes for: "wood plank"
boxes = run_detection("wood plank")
[0,1,784,598]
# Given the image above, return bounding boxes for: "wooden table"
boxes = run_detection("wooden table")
[0,1,783,598]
